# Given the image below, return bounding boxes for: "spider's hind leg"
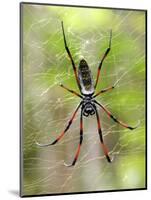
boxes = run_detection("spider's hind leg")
[61,21,81,90]
[94,30,112,89]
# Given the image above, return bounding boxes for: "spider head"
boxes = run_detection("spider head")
[82,102,95,117]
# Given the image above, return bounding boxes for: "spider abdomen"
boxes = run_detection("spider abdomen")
[78,59,94,95]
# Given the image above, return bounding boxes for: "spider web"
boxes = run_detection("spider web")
[21,3,146,196]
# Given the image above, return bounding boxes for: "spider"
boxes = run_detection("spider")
[37,21,139,167]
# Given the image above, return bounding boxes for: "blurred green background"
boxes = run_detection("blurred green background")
[21,3,146,196]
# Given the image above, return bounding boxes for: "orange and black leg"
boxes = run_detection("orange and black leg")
[60,84,83,99]
[94,100,139,130]
[94,30,112,89]
[36,103,82,147]
[64,110,83,167]
[93,85,115,98]
[95,107,112,163]
[61,21,81,90]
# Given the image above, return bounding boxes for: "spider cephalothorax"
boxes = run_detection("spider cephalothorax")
[37,21,139,167]
[82,97,95,117]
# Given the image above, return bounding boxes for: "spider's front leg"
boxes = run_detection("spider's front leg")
[94,100,140,130]
[36,102,82,147]
[95,106,112,163]
[64,109,83,167]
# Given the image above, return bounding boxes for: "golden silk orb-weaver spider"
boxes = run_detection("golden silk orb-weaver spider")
[37,21,139,167]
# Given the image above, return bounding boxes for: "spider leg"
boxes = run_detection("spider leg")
[61,21,81,90]
[94,100,140,130]
[60,84,83,99]
[95,106,112,163]
[93,75,122,98]
[64,109,83,167]
[93,85,115,98]
[36,103,82,147]
[94,30,112,89]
